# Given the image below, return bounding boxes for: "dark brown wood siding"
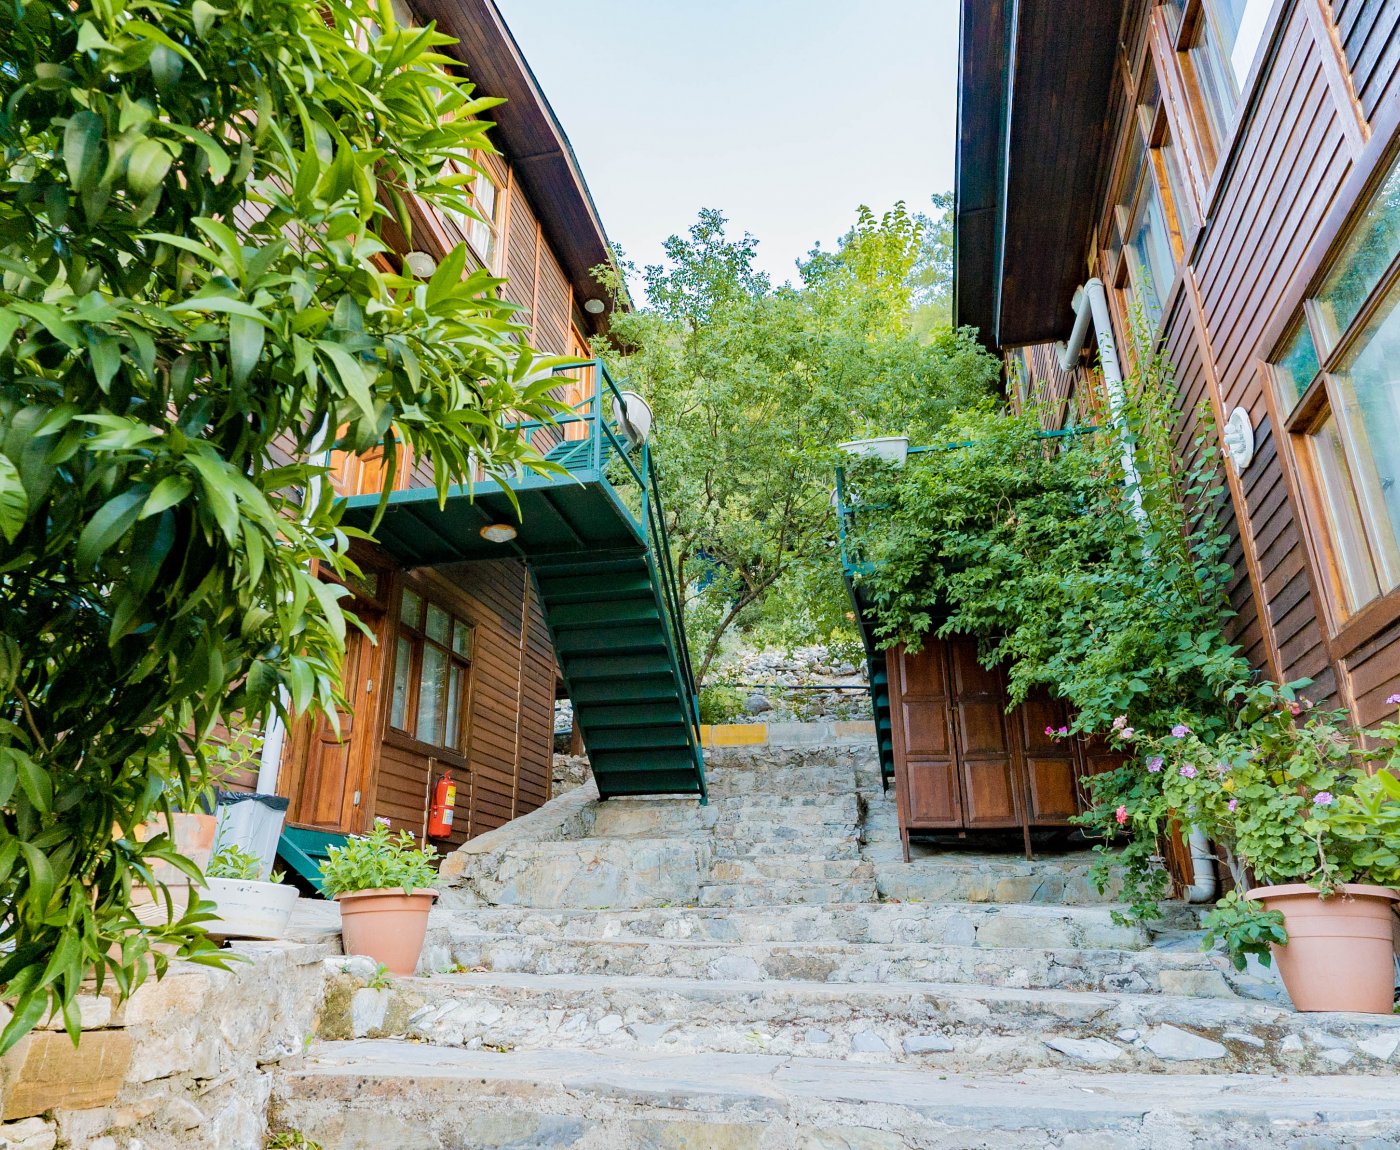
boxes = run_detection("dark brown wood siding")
[1009,0,1400,721]
[368,558,555,848]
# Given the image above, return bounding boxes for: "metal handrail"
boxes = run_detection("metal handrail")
[524,358,705,787]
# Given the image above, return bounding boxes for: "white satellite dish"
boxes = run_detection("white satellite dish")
[611,390,653,449]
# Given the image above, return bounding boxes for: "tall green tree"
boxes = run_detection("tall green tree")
[0,0,559,1050]
[598,205,998,682]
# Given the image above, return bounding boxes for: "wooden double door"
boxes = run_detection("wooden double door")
[888,639,1118,856]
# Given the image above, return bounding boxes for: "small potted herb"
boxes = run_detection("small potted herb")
[205,844,299,940]
[320,820,439,975]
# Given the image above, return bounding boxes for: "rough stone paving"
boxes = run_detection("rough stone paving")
[275,734,1400,1149]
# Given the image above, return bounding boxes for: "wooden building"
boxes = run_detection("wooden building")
[954,0,1400,725]
[223,1,706,875]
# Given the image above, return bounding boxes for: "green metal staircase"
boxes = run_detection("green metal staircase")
[341,360,707,803]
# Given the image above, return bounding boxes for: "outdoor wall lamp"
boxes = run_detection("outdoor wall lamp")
[479,523,518,543]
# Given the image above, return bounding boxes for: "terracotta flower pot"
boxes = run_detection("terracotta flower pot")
[1246,882,1400,1013]
[334,888,439,975]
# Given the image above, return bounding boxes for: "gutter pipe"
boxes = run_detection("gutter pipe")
[1056,280,1218,904]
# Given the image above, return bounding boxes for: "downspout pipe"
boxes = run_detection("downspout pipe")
[1057,280,1217,904]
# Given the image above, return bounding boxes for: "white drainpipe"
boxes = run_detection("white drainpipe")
[1057,280,1218,904]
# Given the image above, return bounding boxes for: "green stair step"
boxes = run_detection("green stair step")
[569,679,678,705]
[534,573,654,601]
[566,654,675,680]
[549,600,660,628]
[590,747,699,773]
[578,702,689,729]
[584,726,694,752]
[533,555,649,580]
[553,627,668,657]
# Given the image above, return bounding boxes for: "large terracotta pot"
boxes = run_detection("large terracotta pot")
[334,888,439,975]
[1246,882,1400,1013]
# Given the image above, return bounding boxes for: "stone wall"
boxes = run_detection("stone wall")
[0,942,332,1150]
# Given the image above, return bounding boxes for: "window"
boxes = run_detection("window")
[1117,133,1178,327]
[1167,0,1271,163]
[1270,151,1400,624]
[389,587,475,750]
[443,159,499,268]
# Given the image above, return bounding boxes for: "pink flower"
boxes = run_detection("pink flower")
[1115,805,1129,825]
[374,816,391,826]
[1146,756,1163,772]
[1313,792,1334,806]
[1179,765,1197,779]
[1387,693,1400,706]
[1057,726,1069,736]
[1045,726,1055,736]
[1227,798,1238,812]
[1119,727,1135,741]
[1213,761,1230,776]
[1287,700,1302,716]
[1171,724,1190,738]
[1112,715,1128,731]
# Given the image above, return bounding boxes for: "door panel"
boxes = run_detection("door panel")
[896,644,951,757]
[948,641,1020,826]
[1019,691,1079,824]
[291,628,369,832]
[906,759,963,826]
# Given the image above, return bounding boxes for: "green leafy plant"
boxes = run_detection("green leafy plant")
[595,205,1000,682]
[365,962,393,991]
[0,0,564,1051]
[1200,890,1287,971]
[697,683,745,726]
[267,1132,323,1150]
[319,822,438,897]
[207,845,280,883]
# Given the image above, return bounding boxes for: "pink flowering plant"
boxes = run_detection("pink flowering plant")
[1118,680,1400,967]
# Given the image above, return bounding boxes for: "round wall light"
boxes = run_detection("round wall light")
[1224,406,1255,471]
[479,523,518,543]
[403,250,438,279]
[583,298,607,315]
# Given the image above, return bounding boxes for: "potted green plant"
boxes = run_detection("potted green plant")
[1135,683,1400,1013]
[320,820,440,975]
[205,845,299,941]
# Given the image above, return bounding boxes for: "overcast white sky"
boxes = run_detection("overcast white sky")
[493,0,959,288]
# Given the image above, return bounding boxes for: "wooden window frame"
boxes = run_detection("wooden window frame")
[388,580,476,758]
[1265,119,1400,657]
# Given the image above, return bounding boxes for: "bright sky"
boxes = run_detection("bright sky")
[493,0,959,288]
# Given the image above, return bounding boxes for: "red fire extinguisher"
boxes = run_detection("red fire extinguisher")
[426,770,457,838]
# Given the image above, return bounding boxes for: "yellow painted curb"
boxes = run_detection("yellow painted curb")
[834,720,877,737]
[703,723,770,747]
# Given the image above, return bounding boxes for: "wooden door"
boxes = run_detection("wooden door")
[890,643,961,827]
[1016,690,1080,824]
[290,627,375,832]
[947,639,1021,827]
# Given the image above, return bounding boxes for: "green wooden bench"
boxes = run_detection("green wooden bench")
[277,827,349,896]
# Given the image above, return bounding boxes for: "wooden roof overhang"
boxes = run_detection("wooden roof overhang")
[412,0,622,335]
[954,0,1124,351]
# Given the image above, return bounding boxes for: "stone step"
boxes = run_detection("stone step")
[711,837,861,861]
[871,854,1122,905]
[274,1040,1400,1148]
[697,879,875,907]
[344,971,1400,1077]
[706,858,874,884]
[424,900,1153,951]
[416,932,1243,995]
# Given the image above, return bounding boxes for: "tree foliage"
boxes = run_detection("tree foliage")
[0,0,557,1050]
[597,205,998,681]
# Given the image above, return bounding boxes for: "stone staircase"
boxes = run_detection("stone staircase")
[273,737,1400,1148]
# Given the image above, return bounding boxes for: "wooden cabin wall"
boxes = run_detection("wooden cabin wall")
[369,558,555,849]
[1014,0,1400,722]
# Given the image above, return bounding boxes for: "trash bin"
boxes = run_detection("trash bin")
[212,792,289,880]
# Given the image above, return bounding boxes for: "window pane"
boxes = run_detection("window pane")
[1329,282,1400,598]
[1126,177,1176,326]
[1312,157,1400,353]
[1189,16,1239,144]
[426,603,451,645]
[1207,0,1270,87]
[1157,129,1194,234]
[1271,317,1320,412]
[399,587,423,629]
[390,635,413,730]
[416,643,449,746]
[446,665,464,750]
[452,621,473,659]
[1309,414,1383,613]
